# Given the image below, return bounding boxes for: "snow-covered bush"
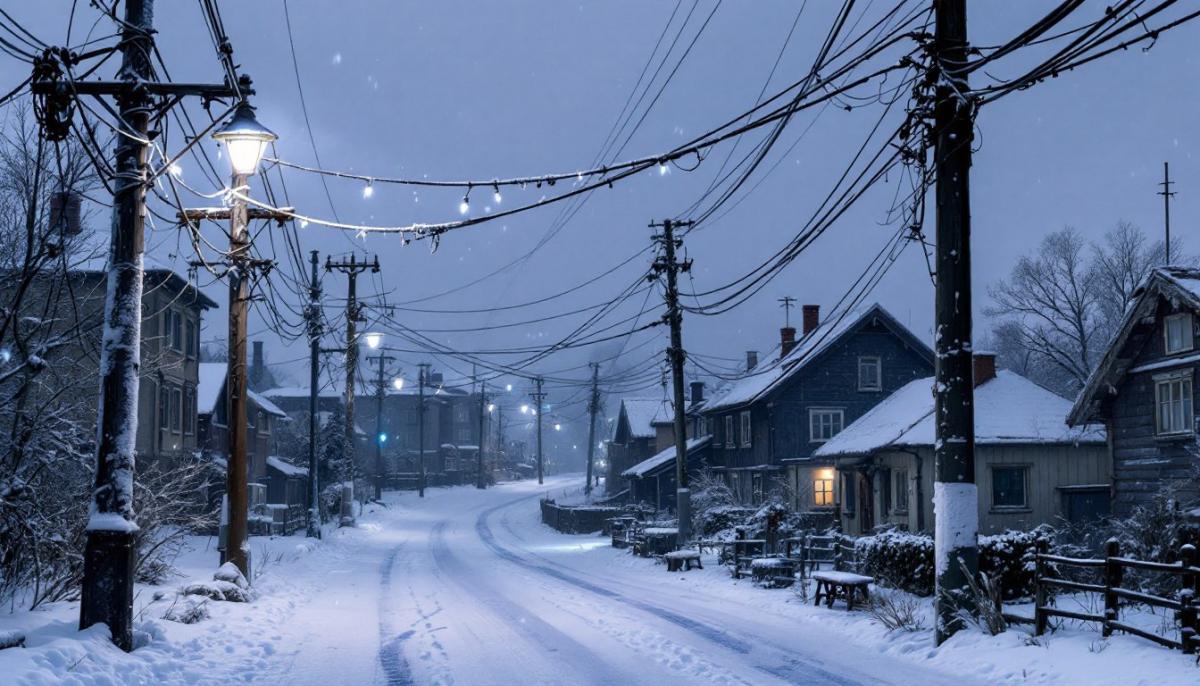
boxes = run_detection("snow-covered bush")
[979,527,1051,600]
[162,597,210,624]
[867,588,927,632]
[853,531,935,596]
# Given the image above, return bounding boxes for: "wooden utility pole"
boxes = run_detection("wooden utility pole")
[585,363,600,497]
[1159,161,1176,264]
[76,0,154,651]
[531,377,546,485]
[306,250,322,538]
[477,381,488,489]
[651,218,695,545]
[418,363,431,497]
[224,170,253,578]
[368,352,395,500]
[326,254,379,523]
[933,0,978,644]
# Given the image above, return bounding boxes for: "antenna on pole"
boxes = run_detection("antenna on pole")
[778,296,797,328]
[1158,161,1176,264]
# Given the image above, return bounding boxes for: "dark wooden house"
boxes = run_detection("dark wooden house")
[1069,267,1200,515]
[701,303,934,506]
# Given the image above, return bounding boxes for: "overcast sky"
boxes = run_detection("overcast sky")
[5,1,1200,427]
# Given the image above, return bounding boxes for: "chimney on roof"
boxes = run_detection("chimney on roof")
[780,327,797,358]
[973,352,997,387]
[802,304,820,335]
[690,381,704,404]
[251,341,264,389]
[746,350,758,371]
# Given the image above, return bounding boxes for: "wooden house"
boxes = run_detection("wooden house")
[818,354,1109,534]
[622,436,712,511]
[701,303,934,507]
[1069,267,1200,515]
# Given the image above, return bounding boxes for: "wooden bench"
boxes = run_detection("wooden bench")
[635,527,678,558]
[664,550,703,572]
[812,570,872,610]
[749,557,798,588]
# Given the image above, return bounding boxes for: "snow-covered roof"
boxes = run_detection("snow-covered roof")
[619,398,673,439]
[704,303,931,412]
[263,384,344,400]
[266,455,308,478]
[71,253,218,309]
[197,363,286,417]
[622,436,711,478]
[816,371,1106,457]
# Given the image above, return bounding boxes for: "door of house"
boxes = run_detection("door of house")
[1063,488,1110,525]
[857,472,874,533]
[751,473,764,504]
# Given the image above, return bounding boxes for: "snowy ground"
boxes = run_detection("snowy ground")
[1,475,1197,685]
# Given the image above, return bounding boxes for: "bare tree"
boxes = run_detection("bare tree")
[1091,221,1193,342]
[987,227,1102,397]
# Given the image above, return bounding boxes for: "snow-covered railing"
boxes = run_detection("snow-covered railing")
[1032,539,1200,653]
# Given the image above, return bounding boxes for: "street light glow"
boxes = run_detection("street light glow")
[520,404,529,414]
[505,384,513,392]
[364,332,383,349]
[554,423,561,431]
[213,102,276,176]
[487,403,496,412]
[392,377,405,390]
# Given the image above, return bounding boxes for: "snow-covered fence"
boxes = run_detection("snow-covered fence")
[1032,540,1200,653]
[539,499,625,535]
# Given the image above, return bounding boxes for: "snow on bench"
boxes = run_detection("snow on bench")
[663,549,702,572]
[811,571,872,585]
[643,527,678,536]
[664,550,699,560]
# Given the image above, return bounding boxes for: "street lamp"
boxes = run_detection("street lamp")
[212,100,275,580]
[554,423,561,432]
[392,377,405,391]
[363,332,383,349]
[520,404,529,414]
[487,403,496,413]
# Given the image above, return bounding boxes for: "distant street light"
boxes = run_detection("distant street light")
[520,404,529,414]
[554,423,561,431]
[363,332,383,349]
[392,377,405,390]
[487,403,496,413]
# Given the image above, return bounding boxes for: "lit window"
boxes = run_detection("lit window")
[1156,374,1193,435]
[809,408,844,443]
[992,466,1028,509]
[740,411,752,448]
[858,356,881,391]
[813,471,834,506]
[1165,313,1194,355]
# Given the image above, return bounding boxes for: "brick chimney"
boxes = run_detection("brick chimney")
[690,381,704,404]
[746,350,759,371]
[973,352,997,387]
[780,327,797,358]
[802,304,820,335]
[251,340,264,389]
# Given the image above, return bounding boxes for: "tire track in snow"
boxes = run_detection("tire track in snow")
[428,519,630,685]
[378,543,415,686]
[475,497,863,686]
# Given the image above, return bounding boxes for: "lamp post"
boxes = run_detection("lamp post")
[212,101,275,579]
[365,333,393,501]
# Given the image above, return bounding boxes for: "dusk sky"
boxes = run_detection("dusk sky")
[6,1,1199,412]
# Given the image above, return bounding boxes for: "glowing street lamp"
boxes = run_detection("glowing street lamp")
[392,377,405,391]
[213,102,276,176]
[487,403,496,413]
[554,423,562,432]
[363,332,383,349]
[520,404,530,414]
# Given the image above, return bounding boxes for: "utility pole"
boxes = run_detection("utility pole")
[417,363,431,497]
[368,352,395,500]
[778,296,796,328]
[585,363,600,497]
[1159,161,1176,264]
[477,381,488,489]
[531,377,546,485]
[650,218,695,545]
[932,0,978,645]
[306,251,322,538]
[326,254,380,524]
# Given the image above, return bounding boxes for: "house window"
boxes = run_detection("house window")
[170,387,182,432]
[182,384,194,435]
[185,319,196,358]
[1164,313,1194,355]
[1155,373,1193,435]
[724,415,735,448]
[992,466,1028,509]
[739,411,752,448]
[858,356,882,391]
[893,469,909,513]
[809,408,844,443]
[158,384,169,430]
[813,470,834,506]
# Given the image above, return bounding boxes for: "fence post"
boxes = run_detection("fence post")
[1103,538,1121,639]
[1034,538,1048,636]
[802,534,811,580]
[1181,544,1197,654]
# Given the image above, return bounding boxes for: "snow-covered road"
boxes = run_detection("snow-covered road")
[265,476,975,686]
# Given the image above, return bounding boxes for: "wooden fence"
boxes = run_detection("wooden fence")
[1033,539,1200,653]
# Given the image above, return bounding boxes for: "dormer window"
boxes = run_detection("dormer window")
[1165,313,1194,355]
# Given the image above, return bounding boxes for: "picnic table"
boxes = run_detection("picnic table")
[812,570,872,610]
[663,550,703,572]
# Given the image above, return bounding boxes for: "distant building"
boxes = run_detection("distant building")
[819,354,1109,534]
[196,362,290,492]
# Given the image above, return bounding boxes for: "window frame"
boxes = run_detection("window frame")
[1164,313,1195,355]
[991,465,1029,510]
[185,319,196,359]
[724,415,735,449]
[808,407,845,443]
[893,469,909,514]
[158,383,169,431]
[857,355,882,391]
[170,387,182,433]
[842,471,856,515]
[1155,372,1194,436]
[813,475,834,507]
[739,410,752,448]
[182,384,194,436]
